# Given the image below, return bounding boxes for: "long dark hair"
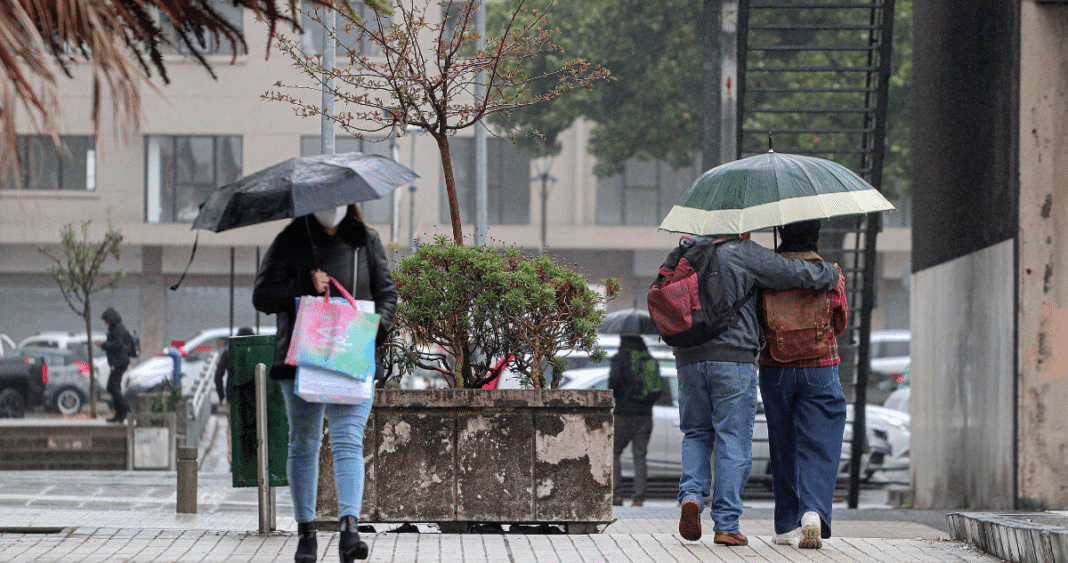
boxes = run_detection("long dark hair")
[347,203,371,231]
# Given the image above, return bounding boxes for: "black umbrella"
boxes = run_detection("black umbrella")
[599,308,659,336]
[192,152,418,232]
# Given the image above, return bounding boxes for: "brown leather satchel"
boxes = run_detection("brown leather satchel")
[761,287,832,363]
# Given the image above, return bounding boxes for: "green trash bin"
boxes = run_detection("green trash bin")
[228,334,288,488]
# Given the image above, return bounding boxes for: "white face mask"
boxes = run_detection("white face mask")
[313,206,347,229]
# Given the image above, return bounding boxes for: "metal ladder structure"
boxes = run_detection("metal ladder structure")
[735,0,896,507]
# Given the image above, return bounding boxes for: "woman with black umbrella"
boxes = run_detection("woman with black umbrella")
[253,204,397,563]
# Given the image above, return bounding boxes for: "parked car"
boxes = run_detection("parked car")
[18,331,110,391]
[122,326,276,401]
[495,334,673,389]
[882,367,911,415]
[0,341,47,418]
[561,366,908,481]
[0,333,17,356]
[868,330,910,404]
[21,346,99,415]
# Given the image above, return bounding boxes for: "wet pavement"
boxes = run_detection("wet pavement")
[0,413,1003,562]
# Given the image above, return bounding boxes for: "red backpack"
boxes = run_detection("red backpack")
[647,237,753,348]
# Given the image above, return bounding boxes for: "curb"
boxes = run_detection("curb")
[948,512,1068,563]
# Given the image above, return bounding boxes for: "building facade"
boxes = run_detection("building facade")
[1,8,910,363]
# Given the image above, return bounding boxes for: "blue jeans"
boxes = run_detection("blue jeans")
[280,380,374,524]
[677,361,758,533]
[759,365,845,537]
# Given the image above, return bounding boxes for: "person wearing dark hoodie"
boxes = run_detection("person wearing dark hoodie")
[675,232,840,547]
[100,307,133,423]
[214,326,255,404]
[608,335,662,507]
[253,204,397,563]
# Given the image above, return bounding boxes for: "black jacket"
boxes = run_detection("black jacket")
[100,306,132,369]
[608,347,661,416]
[252,216,398,381]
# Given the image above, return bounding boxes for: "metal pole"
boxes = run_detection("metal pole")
[390,135,401,245]
[408,132,418,251]
[255,363,273,533]
[229,247,235,336]
[321,8,336,156]
[254,246,261,333]
[540,174,548,253]
[702,0,722,171]
[473,0,488,246]
[720,0,739,164]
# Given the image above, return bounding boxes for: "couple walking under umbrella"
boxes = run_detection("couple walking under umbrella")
[658,151,893,549]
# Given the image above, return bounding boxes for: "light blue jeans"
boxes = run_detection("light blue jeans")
[677,361,758,533]
[280,380,373,524]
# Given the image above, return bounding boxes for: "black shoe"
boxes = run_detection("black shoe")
[295,521,317,563]
[339,515,369,562]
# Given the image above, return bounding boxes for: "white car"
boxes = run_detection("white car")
[869,330,911,404]
[122,326,276,400]
[562,366,908,481]
[18,331,110,390]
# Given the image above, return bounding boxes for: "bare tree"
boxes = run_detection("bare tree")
[266,0,609,244]
[39,221,124,419]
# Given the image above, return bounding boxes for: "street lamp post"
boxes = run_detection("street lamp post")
[535,170,556,254]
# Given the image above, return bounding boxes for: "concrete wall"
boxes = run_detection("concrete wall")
[1016,2,1068,510]
[911,240,1015,508]
[910,0,1019,509]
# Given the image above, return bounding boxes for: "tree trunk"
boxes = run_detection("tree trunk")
[434,134,465,245]
[84,307,98,419]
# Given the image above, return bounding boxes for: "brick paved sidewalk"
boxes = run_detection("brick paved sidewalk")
[0,506,1003,563]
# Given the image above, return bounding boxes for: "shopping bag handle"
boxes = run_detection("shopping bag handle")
[323,275,359,310]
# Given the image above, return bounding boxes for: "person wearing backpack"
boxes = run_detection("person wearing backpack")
[757,220,848,549]
[665,232,840,546]
[608,334,662,507]
[99,306,134,424]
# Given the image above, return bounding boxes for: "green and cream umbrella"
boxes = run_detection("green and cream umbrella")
[658,151,896,235]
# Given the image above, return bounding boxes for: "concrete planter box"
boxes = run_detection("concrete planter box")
[317,389,614,532]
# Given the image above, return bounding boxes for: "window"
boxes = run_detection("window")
[440,137,530,225]
[1,135,95,191]
[301,2,384,57]
[145,135,242,223]
[595,159,699,226]
[301,136,393,225]
[160,0,244,56]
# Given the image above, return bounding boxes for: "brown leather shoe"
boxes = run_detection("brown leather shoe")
[612,496,624,506]
[713,531,748,546]
[631,500,643,507]
[678,499,702,541]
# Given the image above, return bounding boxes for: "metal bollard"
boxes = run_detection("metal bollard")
[176,446,198,513]
[255,363,275,533]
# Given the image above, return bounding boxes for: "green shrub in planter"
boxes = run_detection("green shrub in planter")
[388,237,619,389]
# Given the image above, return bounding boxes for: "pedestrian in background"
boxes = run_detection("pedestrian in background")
[673,233,840,546]
[100,306,134,423]
[757,220,848,549]
[253,204,397,563]
[214,326,255,404]
[608,334,661,507]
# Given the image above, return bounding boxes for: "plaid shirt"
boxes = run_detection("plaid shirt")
[758,252,848,368]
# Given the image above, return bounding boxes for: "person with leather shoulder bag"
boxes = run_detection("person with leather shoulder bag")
[757,219,848,550]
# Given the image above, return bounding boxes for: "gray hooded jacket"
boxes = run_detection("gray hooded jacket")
[672,238,840,367]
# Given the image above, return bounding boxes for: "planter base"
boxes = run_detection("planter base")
[315,389,614,530]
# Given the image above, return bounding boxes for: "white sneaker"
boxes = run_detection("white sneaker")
[773,527,800,545]
[799,511,822,549]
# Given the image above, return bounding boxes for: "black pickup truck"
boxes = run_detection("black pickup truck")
[0,349,47,418]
